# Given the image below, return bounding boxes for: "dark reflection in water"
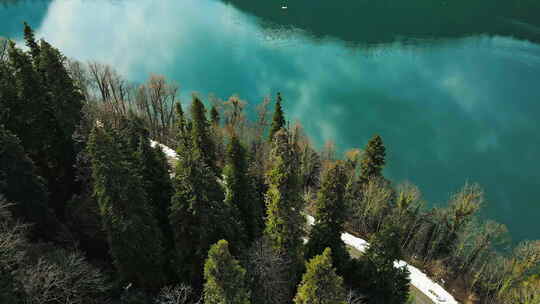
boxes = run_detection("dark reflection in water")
[224,0,540,44]
[1,0,539,243]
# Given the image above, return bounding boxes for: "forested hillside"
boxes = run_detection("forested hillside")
[1,25,539,304]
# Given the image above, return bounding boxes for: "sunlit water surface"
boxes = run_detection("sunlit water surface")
[2,0,540,242]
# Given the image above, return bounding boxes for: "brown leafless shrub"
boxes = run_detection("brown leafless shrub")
[155,285,199,304]
[19,249,110,304]
[350,178,393,236]
[222,95,247,138]
[392,182,424,252]
[0,37,8,62]
[345,289,366,304]
[0,197,29,270]
[321,140,337,164]
[451,220,508,278]
[246,237,294,304]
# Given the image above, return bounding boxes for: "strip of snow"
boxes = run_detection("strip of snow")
[307,215,459,304]
[152,139,458,304]
[150,140,178,160]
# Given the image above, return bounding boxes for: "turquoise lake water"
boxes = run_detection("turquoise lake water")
[1,0,539,243]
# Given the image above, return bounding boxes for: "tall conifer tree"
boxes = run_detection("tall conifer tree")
[23,22,40,61]
[359,224,410,304]
[174,102,187,145]
[204,240,251,304]
[305,162,351,280]
[169,142,225,287]
[135,136,175,272]
[87,126,165,289]
[294,248,346,304]
[190,97,217,174]
[264,129,305,281]
[0,126,59,238]
[3,25,83,220]
[268,93,285,142]
[360,134,386,182]
[210,105,220,126]
[223,135,264,247]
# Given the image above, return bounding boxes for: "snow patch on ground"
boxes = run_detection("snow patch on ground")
[153,139,458,304]
[150,140,178,159]
[306,215,459,304]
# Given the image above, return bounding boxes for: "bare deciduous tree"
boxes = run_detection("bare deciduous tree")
[155,285,199,304]
[0,37,8,62]
[345,289,366,304]
[135,75,179,144]
[351,178,393,236]
[20,249,110,304]
[246,237,294,304]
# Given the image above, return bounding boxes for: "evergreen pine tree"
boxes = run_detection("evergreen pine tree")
[3,26,83,220]
[358,224,410,304]
[4,40,50,157]
[0,126,59,239]
[87,126,165,289]
[268,92,285,142]
[169,143,225,287]
[174,101,192,153]
[210,105,220,126]
[264,129,305,280]
[175,102,186,138]
[223,135,264,248]
[360,134,386,182]
[23,22,40,61]
[35,34,83,218]
[294,248,346,304]
[204,240,251,304]
[190,97,218,174]
[305,162,352,281]
[135,136,175,278]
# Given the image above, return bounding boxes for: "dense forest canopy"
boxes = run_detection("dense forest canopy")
[1,24,539,304]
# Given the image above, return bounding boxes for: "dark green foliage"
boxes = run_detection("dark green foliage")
[3,40,50,156]
[305,162,352,282]
[169,143,225,288]
[87,126,165,289]
[268,92,285,142]
[358,224,410,304]
[210,105,220,126]
[190,97,217,174]
[264,129,306,281]
[175,102,188,144]
[223,135,264,248]
[0,126,59,239]
[294,248,346,304]
[33,34,83,218]
[360,134,386,182]
[204,240,251,304]
[1,25,83,220]
[118,114,149,153]
[65,128,110,261]
[23,22,39,60]
[135,137,175,279]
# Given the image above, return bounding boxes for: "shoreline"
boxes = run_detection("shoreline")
[151,139,459,304]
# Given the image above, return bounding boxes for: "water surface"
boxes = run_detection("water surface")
[1,0,539,242]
